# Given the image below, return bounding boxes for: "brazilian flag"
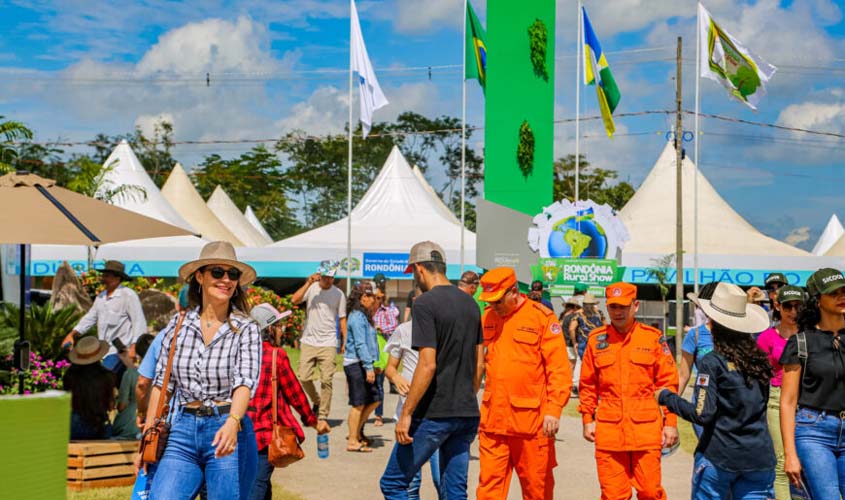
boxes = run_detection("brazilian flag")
[465,1,487,91]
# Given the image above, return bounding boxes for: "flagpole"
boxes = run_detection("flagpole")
[460,0,467,275]
[574,0,582,204]
[694,2,701,295]
[347,0,354,296]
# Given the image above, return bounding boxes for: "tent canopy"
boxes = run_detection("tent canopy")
[814,214,844,256]
[98,140,195,233]
[265,146,475,264]
[161,163,244,246]
[244,206,273,242]
[207,187,273,247]
[619,142,808,260]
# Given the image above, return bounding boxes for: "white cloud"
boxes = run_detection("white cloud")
[135,113,175,137]
[391,0,463,34]
[785,226,811,246]
[776,97,845,135]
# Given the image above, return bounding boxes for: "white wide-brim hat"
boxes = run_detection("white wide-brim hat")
[688,282,769,334]
[178,241,257,286]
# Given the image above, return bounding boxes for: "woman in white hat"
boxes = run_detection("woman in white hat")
[141,241,262,500]
[63,336,114,440]
[656,282,776,499]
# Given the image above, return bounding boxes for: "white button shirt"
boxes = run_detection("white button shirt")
[74,285,147,356]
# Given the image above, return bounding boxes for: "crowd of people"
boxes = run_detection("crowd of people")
[57,238,845,499]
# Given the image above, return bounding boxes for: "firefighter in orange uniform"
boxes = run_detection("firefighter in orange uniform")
[476,267,572,500]
[578,282,679,500]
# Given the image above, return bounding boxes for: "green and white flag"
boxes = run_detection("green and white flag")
[698,2,776,110]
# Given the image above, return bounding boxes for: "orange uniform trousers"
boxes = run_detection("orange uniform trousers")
[595,449,665,500]
[477,431,556,500]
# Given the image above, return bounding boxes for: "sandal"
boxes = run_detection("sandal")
[374,416,384,427]
[346,443,374,453]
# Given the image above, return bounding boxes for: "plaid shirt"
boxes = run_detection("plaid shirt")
[154,308,262,406]
[373,303,400,336]
[248,342,317,449]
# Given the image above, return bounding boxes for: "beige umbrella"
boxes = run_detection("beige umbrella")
[0,171,194,394]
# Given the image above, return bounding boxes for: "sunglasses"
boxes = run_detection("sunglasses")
[766,283,783,292]
[780,302,801,311]
[205,266,242,281]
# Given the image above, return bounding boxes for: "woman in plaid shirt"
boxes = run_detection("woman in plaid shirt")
[247,304,330,500]
[142,241,262,500]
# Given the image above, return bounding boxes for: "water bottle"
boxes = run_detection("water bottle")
[317,433,329,459]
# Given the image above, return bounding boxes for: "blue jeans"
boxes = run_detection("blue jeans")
[375,372,386,418]
[691,453,774,500]
[249,449,273,500]
[380,416,479,500]
[70,411,110,440]
[150,410,258,500]
[795,407,845,500]
[407,449,441,500]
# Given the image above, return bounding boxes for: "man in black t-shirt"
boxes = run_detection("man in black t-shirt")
[380,241,483,500]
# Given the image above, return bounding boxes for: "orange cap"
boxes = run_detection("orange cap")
[605,282,637,306]
[479,267,517,302]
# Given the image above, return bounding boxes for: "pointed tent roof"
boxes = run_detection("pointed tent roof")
[268,146,475,258]
[207,186,273,247]
[619,142,808,257]
[98,140,195,232]
[813,214,844,256]
[244,206,273,242]
[161,163,244,246]
[824,232,845,257]
[412,165,460,225]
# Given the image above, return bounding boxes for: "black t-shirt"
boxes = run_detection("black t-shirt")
[780,328,845,412]
[411,284,483,419]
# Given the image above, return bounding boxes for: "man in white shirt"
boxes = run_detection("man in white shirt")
[62,260,146,384]
[291,267,347,421]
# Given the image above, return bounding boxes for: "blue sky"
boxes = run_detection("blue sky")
[2,0,845,250]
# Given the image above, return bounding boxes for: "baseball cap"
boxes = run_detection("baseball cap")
[765,272,788,288]
[777,285,805,304]
[404,241,446,273]
[317,265,337,277]
[250,303,292,331]
[806,268,845,297]
[459,270,480,285]
[574,283,589,293]
[479,267,517,302]
[605,282,637,306]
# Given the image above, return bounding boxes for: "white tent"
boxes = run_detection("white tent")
[619,142,810,268]
[97,140,195,232]
[824,233,845,257]
[813,214,844,256]
[207,187,272,247]
[244,206,273,242]
[260,146,475,266]
[161,163,244,246]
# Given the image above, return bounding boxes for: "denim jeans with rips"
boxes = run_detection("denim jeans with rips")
[150,409,257,500]
[380,416,478,500]
[795,407,845,500]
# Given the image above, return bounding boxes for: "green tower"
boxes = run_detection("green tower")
[483,0,555,216]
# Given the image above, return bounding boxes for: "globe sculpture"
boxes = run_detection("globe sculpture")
[547,216,608,259]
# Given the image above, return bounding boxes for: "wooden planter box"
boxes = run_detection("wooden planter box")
[67,440,138,490]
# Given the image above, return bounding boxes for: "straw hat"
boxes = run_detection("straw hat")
[582,293,599,305]
[178,241,256,286]
[68,336,109,365]
[688,282,769,334]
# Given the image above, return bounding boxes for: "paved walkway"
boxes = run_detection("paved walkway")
[273,373,693,499]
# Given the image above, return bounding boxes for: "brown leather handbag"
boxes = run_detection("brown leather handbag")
[267,348,305,468]
[139,311,186,464]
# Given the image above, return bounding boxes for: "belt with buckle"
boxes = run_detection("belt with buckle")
[182,404,231,417]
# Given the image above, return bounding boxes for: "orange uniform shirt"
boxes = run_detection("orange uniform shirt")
[480,297,572,437]
[577,322,678,451]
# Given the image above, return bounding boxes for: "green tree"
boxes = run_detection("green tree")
[66,156,147,204]
[87,119,176,187]
[192,145,300,239]
[553,154,635,210]
[647,253,676,334]
[0,116,34,173]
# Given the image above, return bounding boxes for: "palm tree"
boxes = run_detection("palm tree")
[0,116,34,173]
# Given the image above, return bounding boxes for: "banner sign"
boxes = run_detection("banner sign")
[531,258,626,296]
[362,253,409,278]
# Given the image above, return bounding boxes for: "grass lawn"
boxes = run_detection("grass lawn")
[68,484,307,500]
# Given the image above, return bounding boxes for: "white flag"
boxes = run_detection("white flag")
[698,3,776,110]
[351,0,388,138]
